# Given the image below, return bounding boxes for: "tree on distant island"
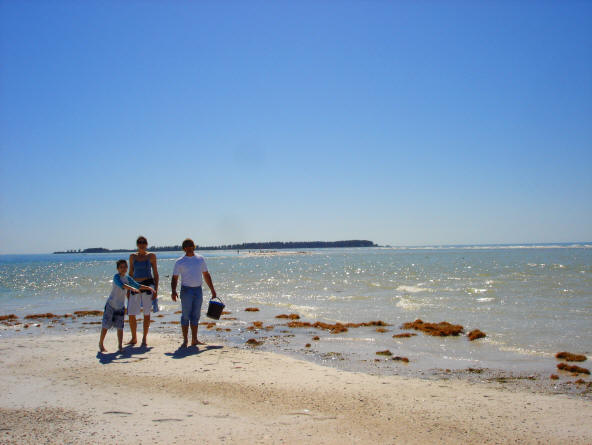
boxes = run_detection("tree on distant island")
[54,240,376,254]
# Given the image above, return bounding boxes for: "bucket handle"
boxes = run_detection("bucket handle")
[210,295,225,305]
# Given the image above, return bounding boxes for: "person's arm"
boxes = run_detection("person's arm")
[129,254,135,278]
[127,276,153,293]
[203,271,216,298]
[171,275,179,301]
[150,253,159,297]
[114,274,140,293]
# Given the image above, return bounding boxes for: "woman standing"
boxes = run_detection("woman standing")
[128,235,159,346]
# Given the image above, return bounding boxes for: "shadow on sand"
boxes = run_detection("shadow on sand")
[165,344,223,359]
[97,345,153,364]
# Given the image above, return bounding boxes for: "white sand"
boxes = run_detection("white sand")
[0,332,591,444]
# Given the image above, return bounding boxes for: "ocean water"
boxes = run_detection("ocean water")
[1,246,591,378]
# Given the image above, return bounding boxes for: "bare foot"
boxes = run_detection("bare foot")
[191,339,206,346]
[181,340,188,348]
[141,338,147,347]
[126,339,137,346]
[99,344,107,353]
[118,346,123,353]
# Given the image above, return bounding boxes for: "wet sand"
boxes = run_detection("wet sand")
[1,332,591,444]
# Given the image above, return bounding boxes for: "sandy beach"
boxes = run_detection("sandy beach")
[0,332,590,444]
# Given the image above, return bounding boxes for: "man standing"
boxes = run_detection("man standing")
[171,238,217,347]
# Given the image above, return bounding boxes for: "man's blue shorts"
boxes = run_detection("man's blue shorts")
[180,285,203,327]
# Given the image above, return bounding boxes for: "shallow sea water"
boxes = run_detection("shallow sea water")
[1,246,591,388]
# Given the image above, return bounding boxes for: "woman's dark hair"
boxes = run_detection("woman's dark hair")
[136,236,148,245]
[182,238,195,249]
[116,259,127,268]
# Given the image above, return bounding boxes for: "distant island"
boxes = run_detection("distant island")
[53,240,376,254]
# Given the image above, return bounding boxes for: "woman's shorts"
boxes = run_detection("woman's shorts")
[128,291,153,316]
[102,304,125,330]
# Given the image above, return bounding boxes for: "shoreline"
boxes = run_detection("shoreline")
[1,310,591,400]
[1,332,591,444]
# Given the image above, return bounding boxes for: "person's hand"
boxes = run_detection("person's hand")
[211,290,217,298]
[171,291,178,302]
[152,290,158,300]
[131,288,140,294]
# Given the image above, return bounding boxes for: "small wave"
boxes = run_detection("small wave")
[396,285,427,294]
[476,297,494,302]
[467,288,488,294]
[395,297,425,311]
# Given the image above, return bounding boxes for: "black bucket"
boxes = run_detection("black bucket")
[206,296,225,320]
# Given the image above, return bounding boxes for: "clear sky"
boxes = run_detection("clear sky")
[1,1,591,254]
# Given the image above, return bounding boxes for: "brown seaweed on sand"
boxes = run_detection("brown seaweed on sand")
[73,310,103,317]
[375,328,388,333]
[392,356,409,363]
[221,311,232,315]
[312,336,320,341]
[24,313,58,319]
[467,329,486,341]
[252,321,263,328]
[246,338,263,346]
[393,333,417,338]
[245,307,260,312]
[286,321,349,334]
[574,379,587,385]
[401,319,464,336]
[555,352,587,362]
[0,314,18,321]
[305,343,311,348]
[376,350,392,356]
[275,314,300,319]
[557,363,590,375]
[550,374,559,380]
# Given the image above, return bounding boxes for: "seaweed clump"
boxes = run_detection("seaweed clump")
[246,338,263,346]
[312,336,320,341]
[401,319,464,337]
[285,320,390,334]
[286,321,348,334]
[73,310,103,317]
[555,352,587,362]
[392,356,409,363]
[245,308,259,312]
[393,333,417,338]
[557,363,590,375]
[275,314,300,319]
[467,329,486,341]
[376,350,392,356]
[0,314,18,321]
[24,313,58,319]
[550,374,559,380]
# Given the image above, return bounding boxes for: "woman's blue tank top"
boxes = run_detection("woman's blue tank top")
[133,257,152,279]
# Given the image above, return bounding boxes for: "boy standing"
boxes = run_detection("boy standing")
[99,259,154,352]
[171,238,217,347]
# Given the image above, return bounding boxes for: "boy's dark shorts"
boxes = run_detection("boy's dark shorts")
[101,304,125,330]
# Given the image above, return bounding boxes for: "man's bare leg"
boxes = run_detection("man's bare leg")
[117,329,123,352]
[181,325,188,347]
[141,315,150,346]
[99,328,108,352]
[191,325,205,346]
[127,315,137,345]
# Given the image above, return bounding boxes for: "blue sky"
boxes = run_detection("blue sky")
[1,1,591,253]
